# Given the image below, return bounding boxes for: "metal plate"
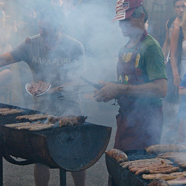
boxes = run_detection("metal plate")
[25,83,51,97]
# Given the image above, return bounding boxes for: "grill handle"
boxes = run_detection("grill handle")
[3,151,33,166]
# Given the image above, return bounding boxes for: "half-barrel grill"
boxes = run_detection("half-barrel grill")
[106,149,186,186]
[0,103,112,186]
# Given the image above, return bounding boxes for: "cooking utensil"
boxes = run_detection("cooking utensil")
[80,76,103,90]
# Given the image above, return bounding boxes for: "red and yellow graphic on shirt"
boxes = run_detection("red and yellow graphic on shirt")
[121,52,140,67]
[119,52,141,84]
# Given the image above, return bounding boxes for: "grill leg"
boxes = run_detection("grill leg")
[108,175,117,186]
[108,175,112,186]
[59,169,66,186]
[0,154,2,186]
[0,135,3,186]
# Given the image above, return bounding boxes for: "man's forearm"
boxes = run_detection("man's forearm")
[119,79,167,98]
[0,53,16,67]
[162,43,170,63]
[170,55,179,76]
[48,80,82,94]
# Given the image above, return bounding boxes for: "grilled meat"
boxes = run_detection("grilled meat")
[27,81,50,96]
[5,121,53,131]
[143,171,186,181]
[128,160,179,175]
[58,116,87,127]
[167,177,186,185]
[0,109,24,116]
[106,149,128,163]
[120,158,173,169]
[157,152,186,169]
[16,114,48,121]
[47,115,87,126]
[146,144,186,154]
[0,108,10,112]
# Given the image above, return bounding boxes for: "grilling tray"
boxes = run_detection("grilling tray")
[0,103,112,172]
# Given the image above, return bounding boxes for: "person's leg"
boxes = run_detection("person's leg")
[34,164,50,186]
[71,170,86,186]
[161,101,179,144]
[178,119,186,143]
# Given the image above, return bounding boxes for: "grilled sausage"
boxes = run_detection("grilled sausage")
[105,149,128,163]
[146,144,186,154]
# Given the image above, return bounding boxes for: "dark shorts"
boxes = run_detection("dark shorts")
[114,104,163,151]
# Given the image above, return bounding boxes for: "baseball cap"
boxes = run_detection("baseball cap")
[112,0,144,22]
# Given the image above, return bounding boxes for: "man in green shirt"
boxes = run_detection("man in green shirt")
[94,0,167,151]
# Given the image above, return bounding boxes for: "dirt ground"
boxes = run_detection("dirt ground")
[2,101,118,186]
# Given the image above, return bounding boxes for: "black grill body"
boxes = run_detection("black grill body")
[0,103,112,186]
[106,149,186,186]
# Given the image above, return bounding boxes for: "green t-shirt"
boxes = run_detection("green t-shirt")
[118,34,167,105]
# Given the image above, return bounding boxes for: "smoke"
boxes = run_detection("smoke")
[0,0,130,118]
[2,0,128,82]
[0,0,177,148]
[78,1,126,82]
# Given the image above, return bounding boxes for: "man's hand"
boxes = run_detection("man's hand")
[25,37,31,44]
[174,75,180,86]
[174,75,181,93]
[94,83,125,102]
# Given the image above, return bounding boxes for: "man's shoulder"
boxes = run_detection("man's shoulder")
[63,34,84,48]
[167,16,177,29]
[28,34,41,42]
[142,35,161,49]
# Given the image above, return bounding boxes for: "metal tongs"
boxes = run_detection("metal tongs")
[57,77,103,100]
[79,76,103,90]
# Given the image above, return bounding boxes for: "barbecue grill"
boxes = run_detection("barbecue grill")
[0,103,112,186]
[106,149,186,186]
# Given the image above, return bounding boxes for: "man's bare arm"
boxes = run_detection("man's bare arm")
[179,88,186,95]
[170,26,180,88]
[162,21,170,63]
[0,52,16,67]
[94,79,167,102]
[123,79,167,98]
[47,80,83,94]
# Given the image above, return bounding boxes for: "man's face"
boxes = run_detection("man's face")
[175,1,186,18]
[119,16,142,37]
[38,19,56,37]
[38,19,58,46]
